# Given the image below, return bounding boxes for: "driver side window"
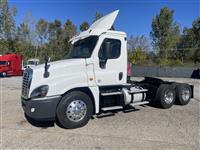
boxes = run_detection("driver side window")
[98,38,121,60]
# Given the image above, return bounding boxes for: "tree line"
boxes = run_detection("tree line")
[129,7,200,66]
[0,1,199,66]
[0,0,102,62]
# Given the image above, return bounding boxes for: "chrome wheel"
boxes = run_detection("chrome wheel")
[164,90,174,104]
[66,100,87,122]
[181,89,190,101]
[176,84,191,105]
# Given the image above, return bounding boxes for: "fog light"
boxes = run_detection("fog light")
[31,108,35,112]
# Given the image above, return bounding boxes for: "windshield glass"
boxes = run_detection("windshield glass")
[28,61,36,65]
[66,36,98,59]
[0,61,7,65]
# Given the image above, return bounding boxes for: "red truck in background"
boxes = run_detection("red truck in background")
[0,54,23,77]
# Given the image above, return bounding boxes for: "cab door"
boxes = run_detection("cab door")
[93,35,127,86]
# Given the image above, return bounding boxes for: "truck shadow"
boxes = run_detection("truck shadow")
[25,114,55,129]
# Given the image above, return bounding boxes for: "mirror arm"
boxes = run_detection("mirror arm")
[44,56,50,78]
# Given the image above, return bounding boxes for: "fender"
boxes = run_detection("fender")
[61,86,100,114]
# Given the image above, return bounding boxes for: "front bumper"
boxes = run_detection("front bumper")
[21,96,61,121]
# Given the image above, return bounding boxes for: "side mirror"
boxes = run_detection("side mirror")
[99,42,110,69]
[104,41,110,60]
[44,56,50,78]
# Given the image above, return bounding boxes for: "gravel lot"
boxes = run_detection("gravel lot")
[0,77,200,149]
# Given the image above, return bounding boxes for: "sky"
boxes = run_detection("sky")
[10,0,200,38]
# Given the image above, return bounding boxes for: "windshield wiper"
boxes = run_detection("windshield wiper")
[71,56,86,58]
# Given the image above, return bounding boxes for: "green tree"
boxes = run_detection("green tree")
[22,12,36,45]
[94,12,103,22]
[17,23,30,42]
[191,18,200,63]
[16,12,37,60]
[80,21,89,31]
[192,17,200,47]
[150,7,180,59]
[128,35,150,64]
[36,19,48,45]
[178,17,200,63]
[177,27,195,62]
[16,23,31,58]
[48,19,62,41]
[0,0,17,53]
[128,35,150,52]
[35,18,48,59]
[60,19,77,58]
[63,19,77,39]
[193,48,200,63]
[48,19,63,60]
[128,48,147,65]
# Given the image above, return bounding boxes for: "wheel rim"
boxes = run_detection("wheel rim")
[66,100,87,122]
[164,90,174,104]
[2,72,6,77]
[182,88,190,101]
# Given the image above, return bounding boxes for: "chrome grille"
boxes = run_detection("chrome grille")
[21,68,33,99]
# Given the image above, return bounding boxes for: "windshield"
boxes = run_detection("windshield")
[67,36,98,59]
[0,61,8,65]
[28,61,37,65]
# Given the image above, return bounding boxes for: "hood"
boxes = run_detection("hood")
[29,59,87,96]
[70,10,119,43]
[30,59,84,71]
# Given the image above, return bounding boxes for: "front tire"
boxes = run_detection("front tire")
[156,84,176,109]
[1,72,7,77]
[56,91,93,129]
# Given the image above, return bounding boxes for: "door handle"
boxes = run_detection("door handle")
[119,72,123,80]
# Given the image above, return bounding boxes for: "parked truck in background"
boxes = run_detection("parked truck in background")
[21,10,193,129]
[23,58,40,70]
[0,54,23,77]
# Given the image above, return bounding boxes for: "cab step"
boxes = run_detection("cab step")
[101,106,123,111]
[129,89,148,94]
[101,91,122,96]
[130,101,149,107]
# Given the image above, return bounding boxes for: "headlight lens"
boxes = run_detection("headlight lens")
[30,85,49,99]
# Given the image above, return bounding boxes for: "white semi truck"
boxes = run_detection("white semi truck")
[21,10,193,129]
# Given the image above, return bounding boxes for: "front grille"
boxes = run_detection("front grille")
[21,68,33,99]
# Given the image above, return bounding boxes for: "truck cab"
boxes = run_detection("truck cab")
[24,58,40,69]
[0,54,22,77]
[21,10,193,129]
[0,60,10,77]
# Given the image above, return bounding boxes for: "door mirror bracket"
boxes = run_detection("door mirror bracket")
[99,59,107,69]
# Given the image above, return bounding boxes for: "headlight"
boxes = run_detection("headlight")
[30,85,49,99]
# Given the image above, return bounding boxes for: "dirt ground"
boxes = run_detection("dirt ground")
[0,77,200,149]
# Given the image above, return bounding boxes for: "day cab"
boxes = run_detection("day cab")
[21,10,193,129]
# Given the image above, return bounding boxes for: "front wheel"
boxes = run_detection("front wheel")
[56,91,93,129]
[1,72,7,77]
